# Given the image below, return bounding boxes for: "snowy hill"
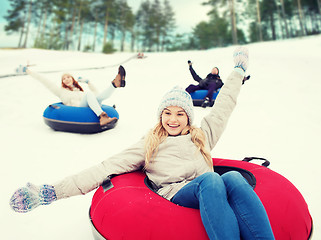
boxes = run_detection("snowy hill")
[1,35,320,239]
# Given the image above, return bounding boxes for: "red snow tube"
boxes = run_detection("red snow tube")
[89,157,313,240]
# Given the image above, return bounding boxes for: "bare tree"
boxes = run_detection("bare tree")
[279,0,290,38]
[22,0,32,48]
[256,0,263,41]
[203,0,239,45]
[228,0,238,44]
[296,0,307,36]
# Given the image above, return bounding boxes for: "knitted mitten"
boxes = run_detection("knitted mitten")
[77,77,89,84]
[10,183,57,213]
[233,46,249,72]
[15,65,28,75]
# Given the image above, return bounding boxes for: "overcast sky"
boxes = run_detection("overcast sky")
[0,0,211,48]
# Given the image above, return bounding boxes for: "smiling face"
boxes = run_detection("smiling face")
[61,74,74,87]
[161,106,189,136]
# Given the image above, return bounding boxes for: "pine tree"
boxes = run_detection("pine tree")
[161,0,175,51]
[203,0,240,45]
[4,0,28,47]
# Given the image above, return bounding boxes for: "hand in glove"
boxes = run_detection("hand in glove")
[233,46,249,72]
[9,183,57,213]
[15,65,28,75]
[77,77,89,84]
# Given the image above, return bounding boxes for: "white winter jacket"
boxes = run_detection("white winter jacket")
[54,69,244,200]
[27,70,98,106]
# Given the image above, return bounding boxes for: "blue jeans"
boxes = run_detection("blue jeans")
[171,171,275,240]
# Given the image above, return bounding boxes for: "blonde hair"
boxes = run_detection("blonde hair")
[144,122,213,169]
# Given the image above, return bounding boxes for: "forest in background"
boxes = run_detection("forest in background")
[3,0,321,53]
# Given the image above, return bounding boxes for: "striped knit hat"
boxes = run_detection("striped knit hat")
[157,86,194,125]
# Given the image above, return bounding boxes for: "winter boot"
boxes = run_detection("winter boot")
[112,65,126,88]
[242,75,250,85]
[201,97,210,108]
[99,112,117,126]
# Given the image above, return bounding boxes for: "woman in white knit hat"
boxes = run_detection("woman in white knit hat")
[10,47,274,240]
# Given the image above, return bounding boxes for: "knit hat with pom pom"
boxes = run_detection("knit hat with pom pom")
[157,86,194,125]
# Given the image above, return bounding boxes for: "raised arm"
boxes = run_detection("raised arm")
[188,61,203,82]
[54,138,145,199]
[201,47,249,150]
[9,137,146,213]
[26,69,61,97]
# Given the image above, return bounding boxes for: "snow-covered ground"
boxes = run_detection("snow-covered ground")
[1,35,320,239]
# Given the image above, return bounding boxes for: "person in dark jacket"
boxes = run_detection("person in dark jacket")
[185,61,224,108]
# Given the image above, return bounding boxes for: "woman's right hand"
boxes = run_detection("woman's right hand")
[233,46,249,72]
[9,183,57,213]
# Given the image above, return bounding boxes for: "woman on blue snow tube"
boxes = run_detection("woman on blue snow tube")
[185,61,223,108]
[21,65,126,127]
[186,60,250,108]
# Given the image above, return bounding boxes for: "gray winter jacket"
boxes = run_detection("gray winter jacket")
[54,69,244,200]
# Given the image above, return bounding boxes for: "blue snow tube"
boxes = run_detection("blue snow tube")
[190,89,221,107]
[43,102,119,134]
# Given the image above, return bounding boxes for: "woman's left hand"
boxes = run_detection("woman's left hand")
[15,65,28,75]
[77,77,89,84]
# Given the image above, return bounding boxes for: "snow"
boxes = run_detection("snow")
[1,35,320,239]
